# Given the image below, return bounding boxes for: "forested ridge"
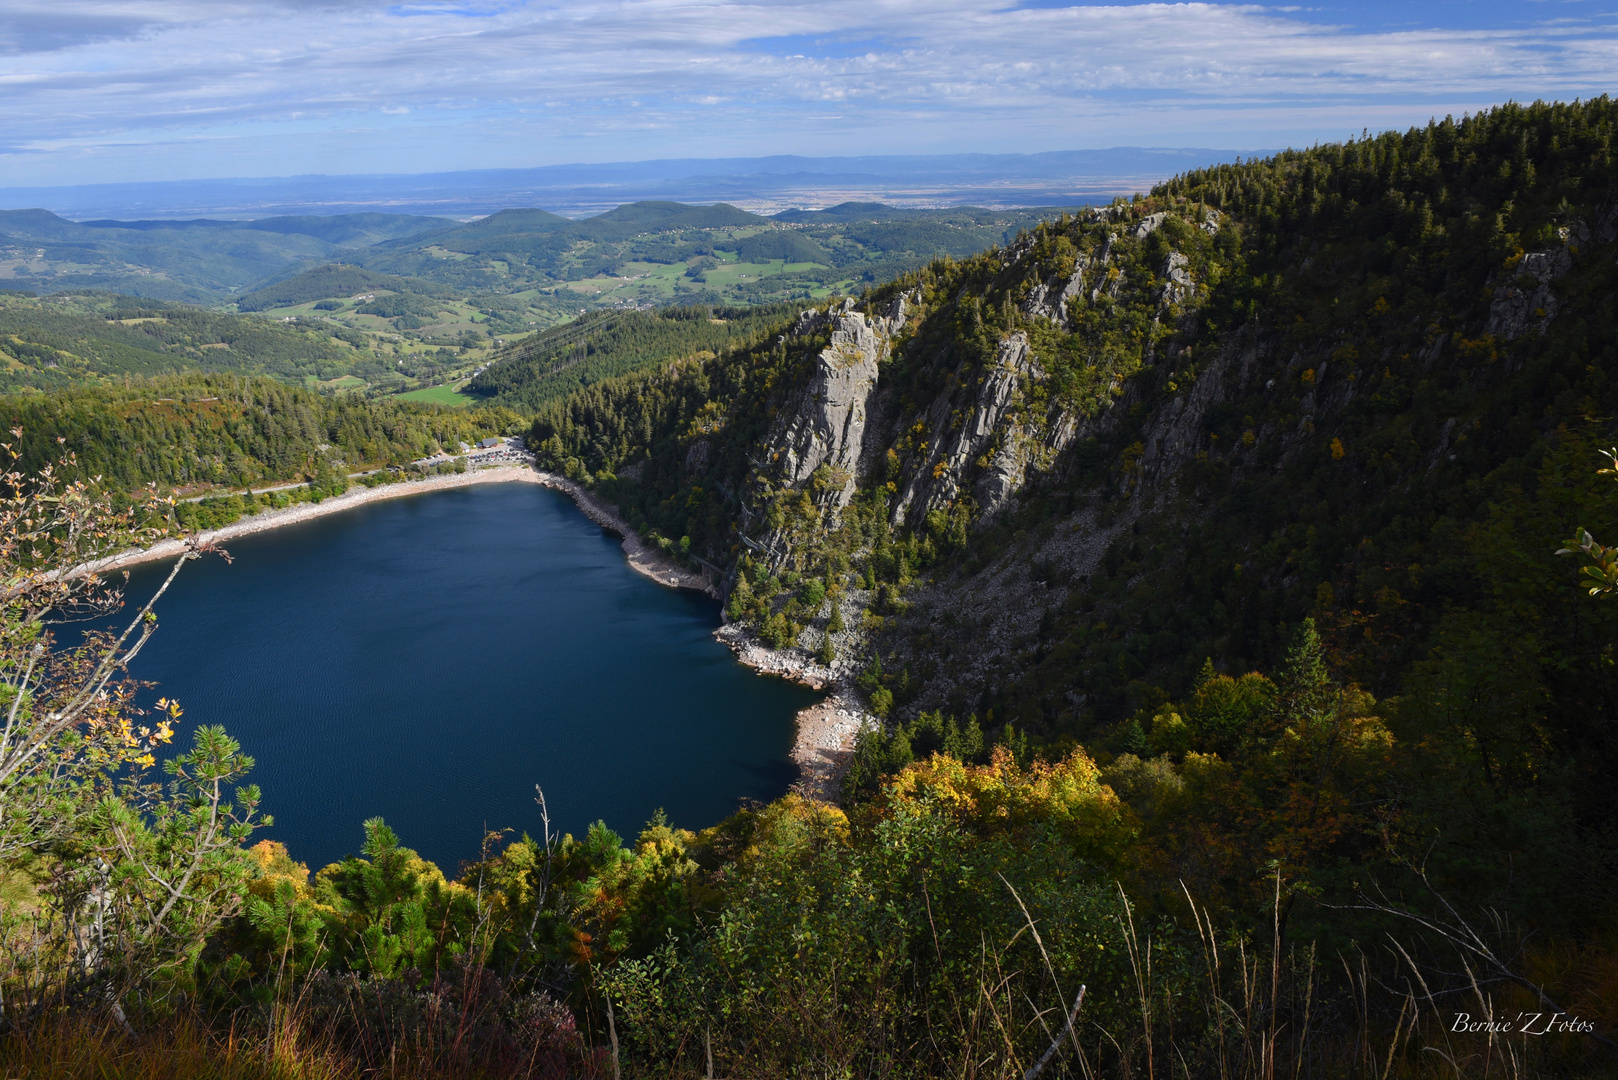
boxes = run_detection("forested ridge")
[0,291,374,391]
[2,100,1617,1079]
[0,374,518,493]
[464,302,798,411]
[515,99,1618,1071]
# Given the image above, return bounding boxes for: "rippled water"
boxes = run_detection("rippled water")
[113,482,815,871]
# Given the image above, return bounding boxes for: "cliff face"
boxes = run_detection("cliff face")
[760,296,910,514]
[873,196,1617,728]
[751,202,1212,550]
[725,189,1612,729]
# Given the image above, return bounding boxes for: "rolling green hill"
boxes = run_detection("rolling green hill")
[0,209,452,301]
[0,290,509,402]
[1,199,1096,370]
[341,200,1087,306]
[234,265,457,312]
[214,202,1095,374]
[0,291,372,391]
[463,303,798,410]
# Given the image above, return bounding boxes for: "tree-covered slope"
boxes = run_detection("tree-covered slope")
[529,97,1618,939]
[0,291,375,390]
[234,265,457,312]
[462,302,797,410]
[0,289,531,401]
[0,373,517,493]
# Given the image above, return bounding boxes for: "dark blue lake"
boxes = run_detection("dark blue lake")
[115,482,814,872]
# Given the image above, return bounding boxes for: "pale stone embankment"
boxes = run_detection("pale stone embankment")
[713,623,874,802]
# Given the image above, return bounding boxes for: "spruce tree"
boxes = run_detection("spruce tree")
[1271,618,1337,741]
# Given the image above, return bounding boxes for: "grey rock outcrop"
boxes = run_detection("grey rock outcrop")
[1485,222,1584,340]
[1132,212,1168,239]
[895,334,1036,520]
[975,404,1079,520]
[759,293,913,522]
[1089,235,1123,301]
[1159,251,1193,306]
[887,332,1078,526]
[1596,203,1618,244]
[1023,258,1088,328]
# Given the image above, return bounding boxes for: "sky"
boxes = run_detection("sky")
[1,0,1614,187]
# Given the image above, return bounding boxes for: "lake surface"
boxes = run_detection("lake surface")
[114,482,815,871]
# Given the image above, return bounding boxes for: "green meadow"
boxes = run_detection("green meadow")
[394,383,480,407]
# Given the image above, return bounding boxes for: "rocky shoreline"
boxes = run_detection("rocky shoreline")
[535,481,873,800]
[712,623,874,802]
[528,472,720,598]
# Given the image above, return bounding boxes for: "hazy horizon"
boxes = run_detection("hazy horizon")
[0,146,1256,220]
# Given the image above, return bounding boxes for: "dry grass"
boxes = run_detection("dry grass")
[0,1012,351,1080]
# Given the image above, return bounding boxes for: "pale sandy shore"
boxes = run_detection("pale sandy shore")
[86,465,864,799]
[81,466,719,599]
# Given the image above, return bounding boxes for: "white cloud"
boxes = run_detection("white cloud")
[0,1,1613,183]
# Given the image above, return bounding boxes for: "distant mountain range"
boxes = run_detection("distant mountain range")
[0,197,1109,400]
[0,199,1095,307]
[0,148,1255,220]
[0,210,455,303]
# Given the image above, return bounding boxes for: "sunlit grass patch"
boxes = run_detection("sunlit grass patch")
[394,383,478,408]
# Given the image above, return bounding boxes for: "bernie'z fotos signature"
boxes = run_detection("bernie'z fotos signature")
[1451,1012,1596,1036]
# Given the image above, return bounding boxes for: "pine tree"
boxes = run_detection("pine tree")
[1270,618,1337,741]
[1120,718,1150,757]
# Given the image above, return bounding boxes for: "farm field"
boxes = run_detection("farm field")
[395,383,480,408]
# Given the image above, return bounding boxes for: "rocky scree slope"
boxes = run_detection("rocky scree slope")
[531,101,1618,784]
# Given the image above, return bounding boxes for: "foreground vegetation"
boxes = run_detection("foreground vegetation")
[0,100,1615,1078]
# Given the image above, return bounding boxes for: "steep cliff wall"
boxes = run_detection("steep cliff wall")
[744,200,1218,548]
[743,296,911,562]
